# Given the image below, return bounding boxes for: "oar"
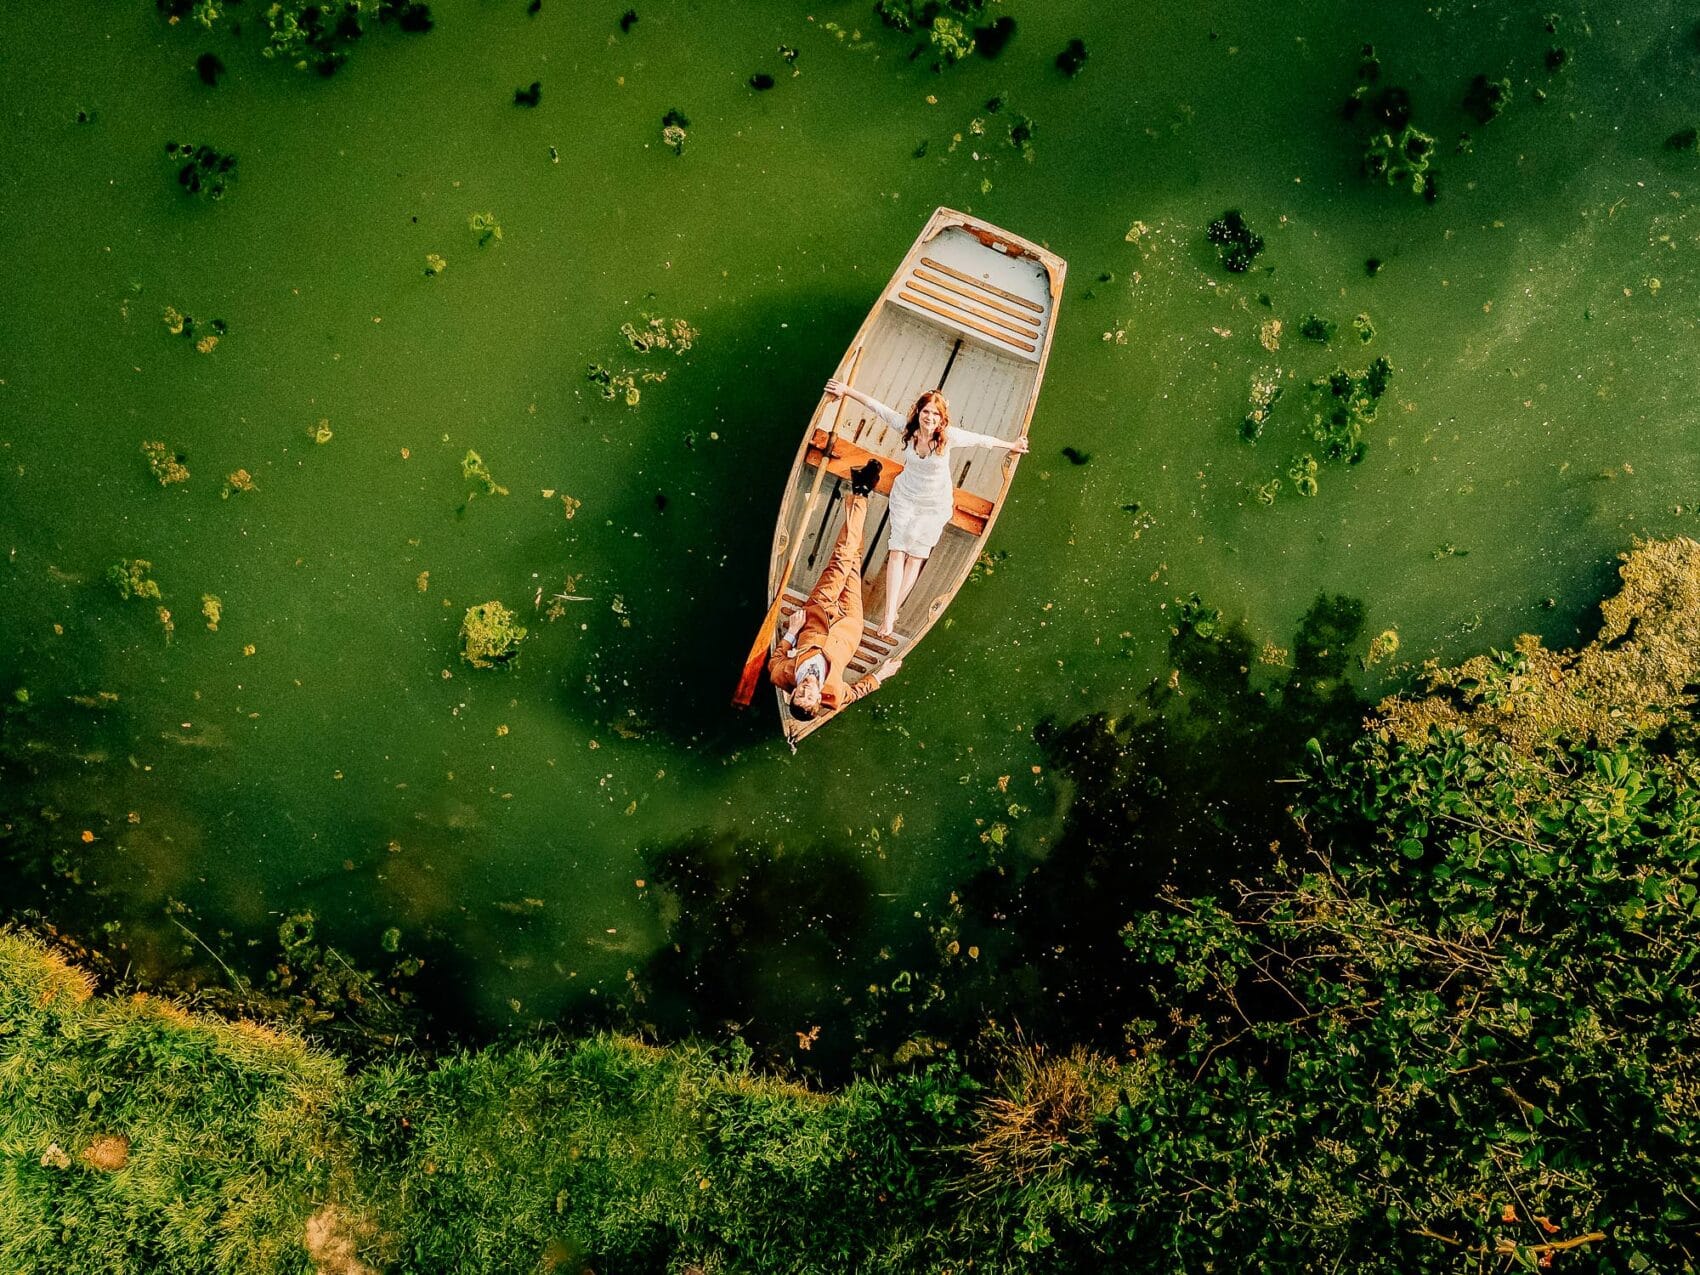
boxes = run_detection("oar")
[731,344,865,708]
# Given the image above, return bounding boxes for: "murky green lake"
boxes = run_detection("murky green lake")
[3,1,1697,1030]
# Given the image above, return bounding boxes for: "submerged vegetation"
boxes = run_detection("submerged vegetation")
[1239,354,1391,501]
[467,211,502,247]
[1205,208,1263,273]
[163,140,234,199]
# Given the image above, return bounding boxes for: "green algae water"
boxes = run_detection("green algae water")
[3,1,1699,1034]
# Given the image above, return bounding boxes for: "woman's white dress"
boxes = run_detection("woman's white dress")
[871,404,1006,557]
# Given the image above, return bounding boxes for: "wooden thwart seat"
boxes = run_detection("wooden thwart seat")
[920,256,1045,312]
[804,428,994,536]
[780,587,903,676]
[911,267,1042,327]
[888,254,1048,360]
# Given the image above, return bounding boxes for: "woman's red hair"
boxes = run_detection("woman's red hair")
[903,391,951,451]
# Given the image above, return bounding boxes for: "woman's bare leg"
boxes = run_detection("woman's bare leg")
[897,556,926,610]
[878,550,906,640]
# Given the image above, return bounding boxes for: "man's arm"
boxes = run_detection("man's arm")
[777,608,806,651]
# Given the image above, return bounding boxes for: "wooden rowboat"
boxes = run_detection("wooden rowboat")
[762,207,1066,747]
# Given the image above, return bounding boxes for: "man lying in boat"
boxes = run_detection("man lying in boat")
[769,458,905,719]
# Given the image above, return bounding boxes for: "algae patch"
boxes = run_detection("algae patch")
[109,559,162,602]
[141,441,190,486]
[461,450,509,497]
[460,601,526,669]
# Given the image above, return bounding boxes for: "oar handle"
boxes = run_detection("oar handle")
[731,343,865,709]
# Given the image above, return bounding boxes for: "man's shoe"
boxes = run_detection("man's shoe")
[850,459,883,496]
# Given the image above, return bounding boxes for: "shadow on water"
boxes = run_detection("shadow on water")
[631,829,878,1070]
[0,589,1380,1069]
[611,593,1379,1074]
[935,592,1374,1047]
[520,290,872,752]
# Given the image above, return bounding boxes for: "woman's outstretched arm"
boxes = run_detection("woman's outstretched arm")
[825,379,905,429]
[947,427,1031,455]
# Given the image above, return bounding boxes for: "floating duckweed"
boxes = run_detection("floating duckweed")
[560,493,581,520]
[1363,627,1399,667]
[1287,454,1320,497]
[141,441,190,486]
[461,450,509,496]
[1252,477,1281,505]
[460,601,526,669]
[1206,210,1263,274]
[1239,370,1283,443]
[163,140,235,199]
[586,363,643,405]
[222,469,256,498]
[416,571,429,593]
[468,212,503,247]
[1299,314,1336,344]
[380,926,402,953]
[1363,123,1436,198]
[163,306,187,336]
[1462,73,1510,124]
[424,253,447,276]
[310,419,334,444]
[968,548,1010,584]
[928,16,975,65]
[1352,312,1376,343]
[201,594,222,632]
[620,316,698,354]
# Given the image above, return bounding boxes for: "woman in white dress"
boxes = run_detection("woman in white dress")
[824,378,1029,642]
